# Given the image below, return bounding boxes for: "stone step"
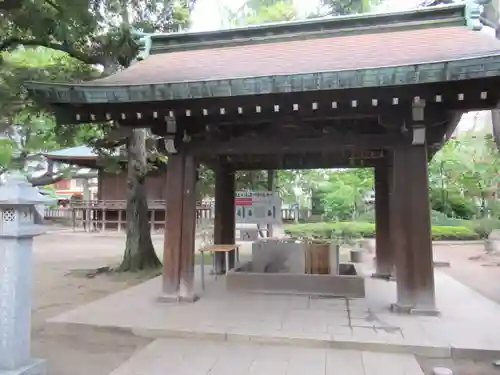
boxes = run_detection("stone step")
[107,338,425,375]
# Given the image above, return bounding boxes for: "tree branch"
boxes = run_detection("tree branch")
[44,0,64,14]
[28,167,76,187]
[0,37,102,65]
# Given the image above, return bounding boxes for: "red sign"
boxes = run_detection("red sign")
[235,197,253,206]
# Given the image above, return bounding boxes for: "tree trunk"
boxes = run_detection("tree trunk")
[491,110,500,151]
[118,128,161,272]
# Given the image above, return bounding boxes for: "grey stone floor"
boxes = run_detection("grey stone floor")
[47,264,500,360]
[108,338,425,375]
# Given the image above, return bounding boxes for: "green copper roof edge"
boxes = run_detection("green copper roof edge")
[24,53,500,104]
[466,0,489,30]
[149,4,467,53]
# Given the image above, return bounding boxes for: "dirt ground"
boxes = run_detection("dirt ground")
[29,232,500,375]
[31,232,164,375]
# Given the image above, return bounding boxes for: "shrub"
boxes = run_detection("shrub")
[430,190,476,219]
[284,222,479,241]
[356,209,466,226]
[431,226,479,241]
[466,218,500,239]
[430,211,467,227]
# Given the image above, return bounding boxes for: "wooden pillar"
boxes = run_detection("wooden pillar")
[213,162,235,274]
[162,152,198,302]
[373,159,392,278]
[391,143,437,314]
[179,154,197,300]
[266,169,275,238]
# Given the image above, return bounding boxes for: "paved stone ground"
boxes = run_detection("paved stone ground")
[418,244,500,375]
[108,338,425,375]
[29,232,500,375]
[46,261,500,359]
[433,243,500,305]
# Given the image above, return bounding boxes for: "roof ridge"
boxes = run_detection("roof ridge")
[148,4,467,55]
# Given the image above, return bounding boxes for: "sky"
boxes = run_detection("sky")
[190,0,424,32]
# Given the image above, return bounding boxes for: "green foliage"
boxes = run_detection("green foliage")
[466,218,500,239]
[431,226,480,241]
[429,210,466,226]
[1,0,193,67]
[0,0,194,180]
[320,169,373,220]
[0,48,100,173]
[284,222,479,241]
[356,209,467,227]
[0,138,15,168]
[429,131,500,218]
[223,0,297,27]
[311,0,377,17]
[430,190,476,219]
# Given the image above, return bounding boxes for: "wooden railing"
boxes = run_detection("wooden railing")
[44,200,311,232]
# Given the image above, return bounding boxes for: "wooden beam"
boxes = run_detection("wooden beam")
[53,76,500,126]
[201,150,385,170]
[186,134,408,156]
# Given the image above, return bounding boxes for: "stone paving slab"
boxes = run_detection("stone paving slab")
[107,338,425,375]
[47,266,500,360]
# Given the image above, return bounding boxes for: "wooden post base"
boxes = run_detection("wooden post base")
[390,303,440,316]
[371,272,394,281]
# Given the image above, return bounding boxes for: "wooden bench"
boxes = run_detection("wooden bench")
[199,244,240,291]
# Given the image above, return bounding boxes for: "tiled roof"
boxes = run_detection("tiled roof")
[89,26,500,87]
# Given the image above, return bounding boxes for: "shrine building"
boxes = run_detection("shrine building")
[25,2,500,313]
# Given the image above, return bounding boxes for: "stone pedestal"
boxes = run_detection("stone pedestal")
[0,172,53,375]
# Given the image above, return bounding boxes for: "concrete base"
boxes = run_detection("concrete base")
[227,262,365,298]
[0,359,46,375]
[157,294,200,303]
[390,303,440,317]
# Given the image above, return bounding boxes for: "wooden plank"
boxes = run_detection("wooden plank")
[199,245,239,253]
[374,157,392,277]
[178,153,197,300]
[163,153,184,296]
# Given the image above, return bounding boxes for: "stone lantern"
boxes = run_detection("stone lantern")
[0,172,54,375]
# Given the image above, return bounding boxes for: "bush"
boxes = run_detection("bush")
[431,226,479,241]
[356,209,466,226]
[284,222,479,241]
[430,211,467,227]
[430,190,476,219]
[284,222,375,242]
[466,218,500,239]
